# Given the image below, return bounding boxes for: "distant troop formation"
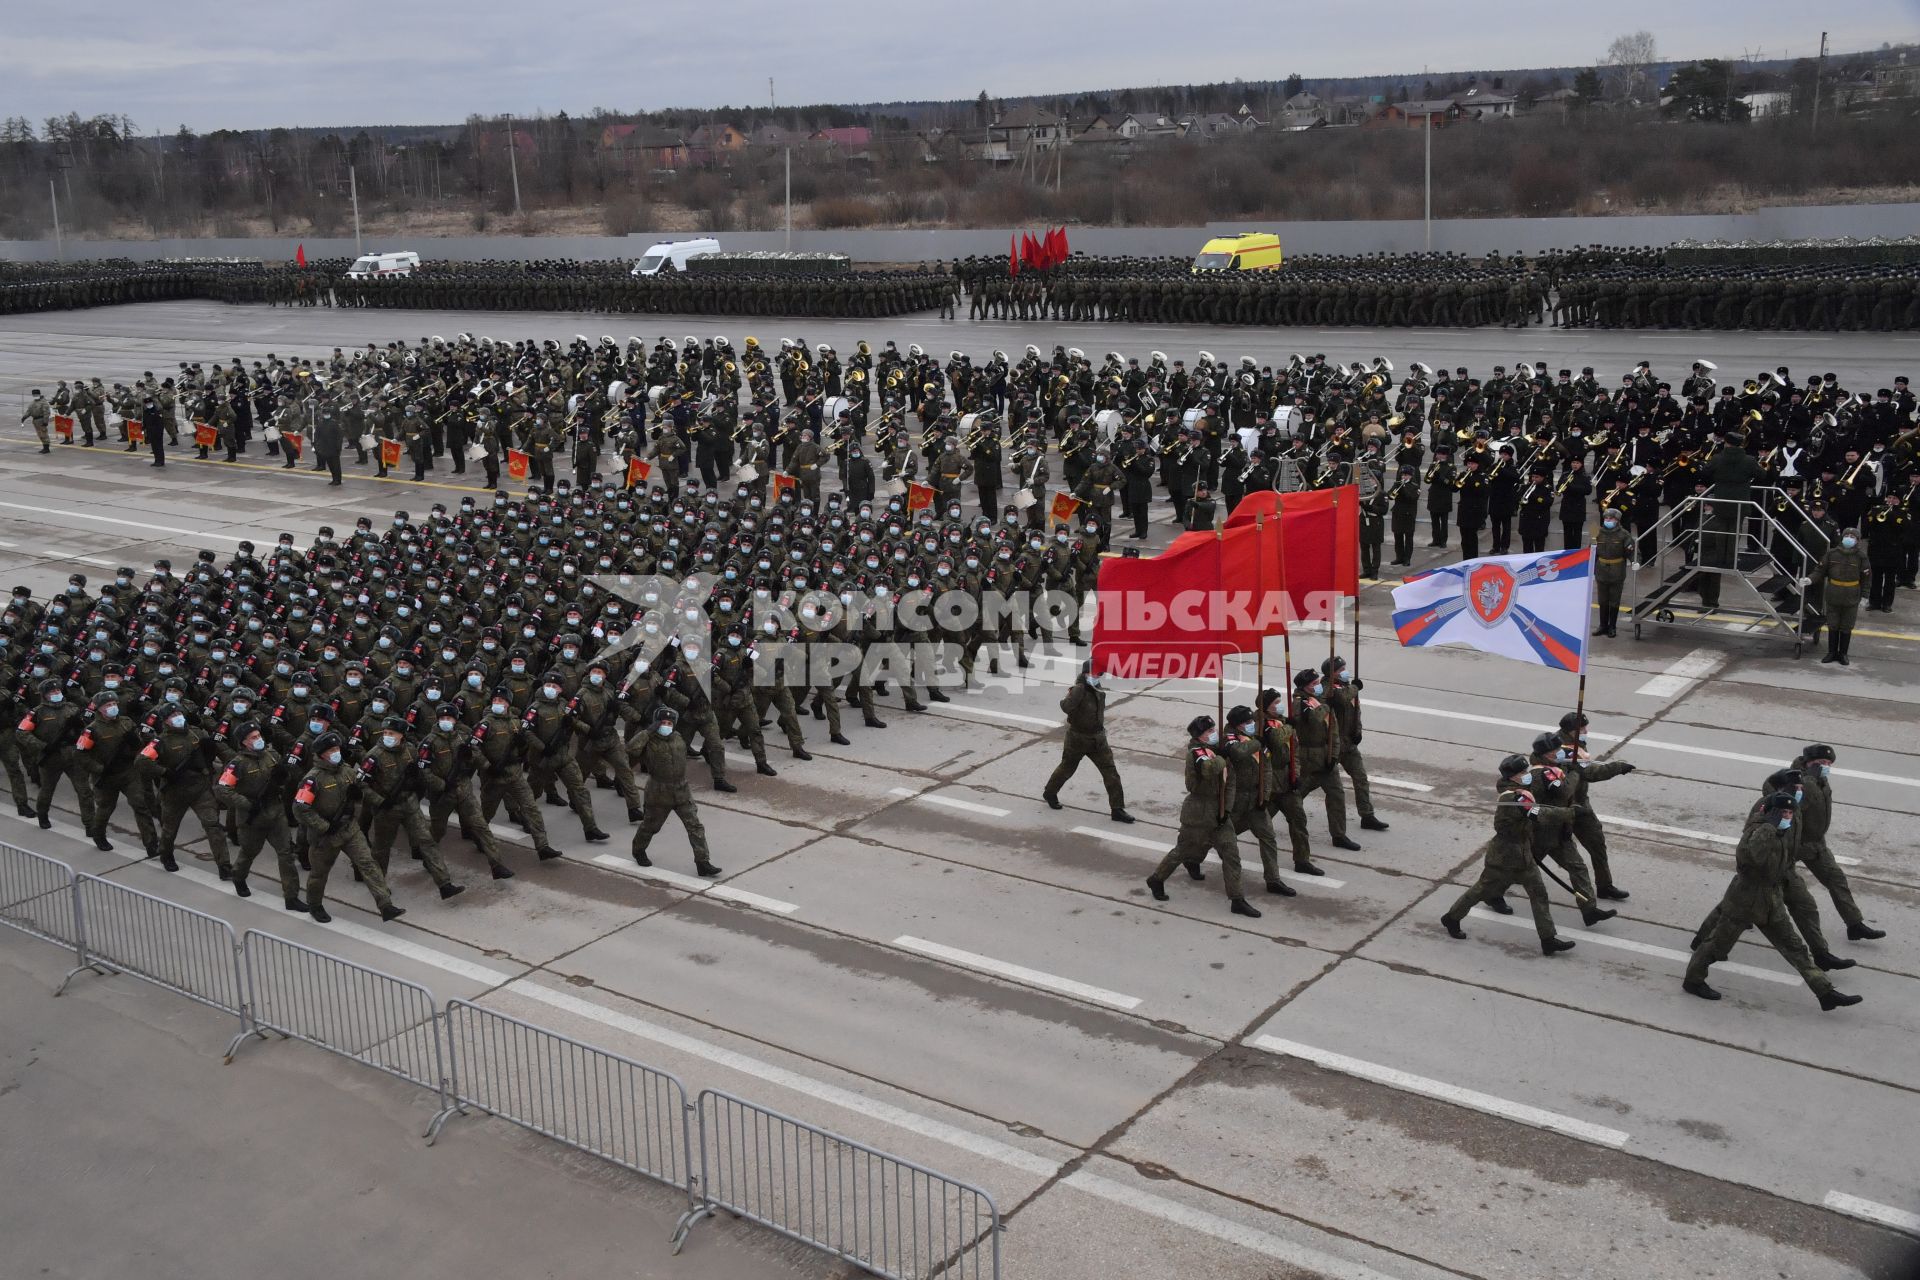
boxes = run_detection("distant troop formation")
[8,247,1920,330]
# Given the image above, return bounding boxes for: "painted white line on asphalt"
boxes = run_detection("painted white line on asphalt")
[1834,855,1864,867]
[1596,814,1737,847]
[1365,697,1917,790]
[1822,1191,1920,1237]
[927,702,1059,729]
[317,917,517,985]
[887,786,1012,817]
[1251,1035,1631,1148]
[1633,648,1727,698]
[509,983,1064,1176]
[1370,776,1435,793]
[1063,1170,1411,1280]
[586,854,799,914]
[892,935,1144,1010]
[0,499,247,543]
[1465,906,1799,985]
[1071,825,1348,888]
[4,810,91,847]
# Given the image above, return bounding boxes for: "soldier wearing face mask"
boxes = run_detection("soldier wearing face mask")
[75,688,154,855]
[631,706,721,878]
[1146,715,1259,918]
[1042,663,1131,823]
[17,678,94,834]
[141,697,232,878]
[1289,667,1359,858]
[1441,753,1576,954]
[361,716,465,899]
[214,721,305,911]
[292,731,404,924]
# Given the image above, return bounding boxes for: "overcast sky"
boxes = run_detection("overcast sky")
[7,0,1914,133]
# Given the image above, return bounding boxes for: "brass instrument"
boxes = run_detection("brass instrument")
[1842,455,1873,488]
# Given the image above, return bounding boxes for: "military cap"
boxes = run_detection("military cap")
[1186,714,1216,738]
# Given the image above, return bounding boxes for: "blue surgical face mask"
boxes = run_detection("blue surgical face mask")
[308,719,326,735]
[1841,536,1857,549]
[1777,817,1793,831]
[1517,771,1533,788]
[657,723,674,737]
[1202,730,1219,746]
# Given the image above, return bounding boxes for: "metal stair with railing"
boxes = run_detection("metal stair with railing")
[1628,488,1816,657]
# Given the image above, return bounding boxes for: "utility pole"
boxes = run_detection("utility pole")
[50,179,63,261]
[784,146,792,250]
[1423,111,1434,252]
[769,77,775,111]
[350,165,363,254]
[1810,31,1828,136]
[505,114,523,216]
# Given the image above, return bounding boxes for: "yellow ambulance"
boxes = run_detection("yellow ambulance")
[1192,232,1284,272]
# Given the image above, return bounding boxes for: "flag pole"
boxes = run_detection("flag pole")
[1256,513,1268,797]
[1328,488,1341,667]
[1275,506,1293,699]
[1575,549,1594,727]
[1215,526,1226,733]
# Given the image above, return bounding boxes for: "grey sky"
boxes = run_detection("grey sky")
[7,0,1914,133]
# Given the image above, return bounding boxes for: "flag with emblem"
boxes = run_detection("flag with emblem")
[769,470,798,504]
[625,457,651,488]
[53,413,75,441]
[1049,492,1082,526]
[1390,548,1594,672]
[906,481,935,513]
[380,439,403,467]
[193,422,218,448]
[506,448,530,481]
[128,420,145,445]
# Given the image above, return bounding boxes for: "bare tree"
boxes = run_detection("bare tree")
[1604,30,1659,104]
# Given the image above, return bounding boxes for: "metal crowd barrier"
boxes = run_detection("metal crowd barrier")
[58,873,246,1037]
[0,840,81,959]
[684,1088,1001,1280]
[2,854,1001,1278]
[431,998,695,1196]
[231,928,446,1119]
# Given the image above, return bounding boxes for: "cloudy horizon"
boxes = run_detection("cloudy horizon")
[7,1,1915,134]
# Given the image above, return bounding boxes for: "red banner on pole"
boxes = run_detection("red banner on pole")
[53,413,75,441]
[906,481,935,513]
[280,430,302,459]
[380,439,403,467]
[506,448,530,481]
[193,422,218,448]
[625,456,652,488]
[1049,491,1082,526]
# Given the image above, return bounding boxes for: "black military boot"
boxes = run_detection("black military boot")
[1441,915,1466,939]
[1145,877,1169,901]
[1847,922,1887,940]
[1813,951,1856,970]
[1580,904,1617,927]
[1683,979,1721,1000]
[91,832,113,852]
[694,860,723,878]
[309,903,333,924]
[1110,808,1135,824]
[35,804,51,830]
[1229,898,1262,918]
[1043,792,1062,810]
[1184,863,1206,881]
[1597,885,1630,900]
[1821,635,1840,664]
[1266,878,1297,897]
[1485,895,1514,914]
[439,882,466,900]
[284,894,308,912]
[1817,989,1862,1011]
[1541,937,1576,955]
[379,904,407,922]
[231,877,251,899]
[756,761,778,777]
[791,748,813,761]
[583,827,610,842]
[490,863,515,880]
[1331,836,1361,851]
[1360,815,1389,831]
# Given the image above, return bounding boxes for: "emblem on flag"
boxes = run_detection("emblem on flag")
[1390,549,1594,672]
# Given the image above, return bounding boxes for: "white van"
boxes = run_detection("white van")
[630,239,720,276]
[345,251,421,279]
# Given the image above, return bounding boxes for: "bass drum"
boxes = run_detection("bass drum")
[824,395,851,425]
[1094,408,1124,434]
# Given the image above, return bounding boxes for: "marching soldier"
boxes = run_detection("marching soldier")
[522,673,611,843]
[214,721,306,910]
[1793,743,1887,943]
[20,389,51,452]
[1321,655,1388,832]
[475,688,564,861]
[1042,663,1133,822]
[631,705,721,877]
[1291,668,1360,855]
[142,700,234,879]
[361,717,465,900]
[292,732,405,924]
[75,689,153,854]
[1683,791,1860,1010]
[1222,704,1295,898]
[417,702,517,880]
[1553,713,1634,900]
[1146,715,1260,918]
[1440,753,1577,955]
[17,678,95,836]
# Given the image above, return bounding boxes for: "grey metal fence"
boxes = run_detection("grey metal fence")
[689,1088,1001,1280]
[59,873,246,1037]
[0,840,81,959]
[0,866,1001,1277]
[433,998,695,1196]
[234,928,446,1117]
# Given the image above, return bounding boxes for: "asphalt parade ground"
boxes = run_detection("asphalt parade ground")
[2,301,1917,1280]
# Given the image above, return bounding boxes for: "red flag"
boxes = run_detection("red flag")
[506,448,530,481]
[1058,226,1070,264]
[1090,529,1266,680]
[1046,227,1061,269]
[906,481,936,513]
[295,244,307,268]
[128,420,145,445]
[769,470,798,504]
[280,430,302,459]
[1221,486,1360,627]
[1048,491,1082,526]
[193,422,218,448]
[1009,233,1019,278]
[380,439,403,467]
[53,413,75,441]
[625,457,652,488]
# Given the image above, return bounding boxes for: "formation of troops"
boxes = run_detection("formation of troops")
[1,312,1909,1011]
[6,246,1920,331]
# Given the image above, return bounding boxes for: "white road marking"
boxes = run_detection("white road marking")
[1633,648,1727,698]
[0,499,248,543]
[892,934,1144,1010]
[586,854,799,914]
[1464,907,1799,985]
[1365,697,1917,790]
[1063,1170,1411,1280]
[887,786,1012,817]
[1071,826,1347,888]
[1822,1191,1920,1236]
[1369,776,1435,793]
[927,702,1059,729]
[1595,814,1737,847]
[1251,1035,1631,1148]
